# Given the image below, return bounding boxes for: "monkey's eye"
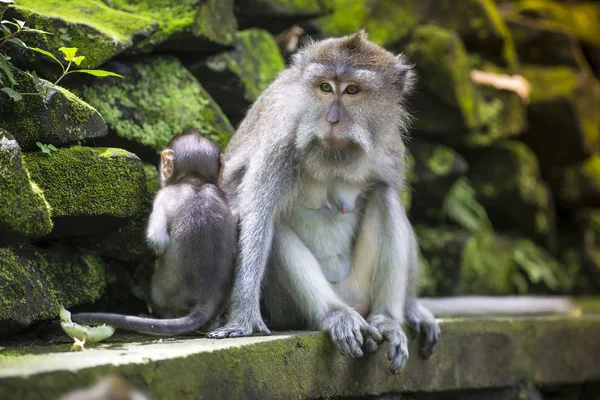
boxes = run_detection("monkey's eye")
[319,82,333,93]
[345,85,359,95]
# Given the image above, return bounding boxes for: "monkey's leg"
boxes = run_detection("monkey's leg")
[358,186,436,374]
[271,222,382,358]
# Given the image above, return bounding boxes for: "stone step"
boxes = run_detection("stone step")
[1,309,599,400]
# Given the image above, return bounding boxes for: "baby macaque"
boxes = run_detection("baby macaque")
[72,129,236,335]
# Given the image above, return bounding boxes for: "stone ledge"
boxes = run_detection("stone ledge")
[0,314,599,399]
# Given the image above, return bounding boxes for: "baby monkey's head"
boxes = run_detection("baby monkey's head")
[160,128,223,187]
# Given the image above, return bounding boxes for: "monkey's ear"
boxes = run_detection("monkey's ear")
[395,54,416,95]
[217,154,225,185]
[161,149,175,179]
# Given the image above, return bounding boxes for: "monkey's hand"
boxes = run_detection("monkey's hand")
[207,315,272,339]
[365,314,409,375]
[322,307,382,359]
[405,302,440,359]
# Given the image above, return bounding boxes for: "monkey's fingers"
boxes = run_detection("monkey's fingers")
[364,325,382,343]
[365,337,379,354]
[419,321,441,359]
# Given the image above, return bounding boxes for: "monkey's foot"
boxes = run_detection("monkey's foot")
[405,303,440,359]
[206,318,272,339]
[367,314,409,375]
[322,308,382,359]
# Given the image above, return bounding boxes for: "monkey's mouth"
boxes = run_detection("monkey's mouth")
[320,138,350,149]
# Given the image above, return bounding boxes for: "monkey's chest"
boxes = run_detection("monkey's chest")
[287,180,363,283]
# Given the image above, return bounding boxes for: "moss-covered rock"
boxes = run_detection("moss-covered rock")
[234,0,324,33]
[0,66,107,150]
[500,0,600,48]
[0,243,105,337]
[105,0,238,53]
[416,226,571,296]
[23,146,146,237]
[408,140,468,224]
[547,154,600,209]
[522,65,600,164]
[0,129,52,245]
[442,177,493,234]
[507,19,592,73]
[187,29,285,126]
[2,0,156,78]
[74,56,234,160]
[520,66,600,169]
[315,0,430,47]
[464,141,555,248]
[405,25,482,134]
[426,0,519,71]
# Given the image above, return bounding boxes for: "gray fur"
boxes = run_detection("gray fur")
[206,31,574,375]
[73,130,236,336]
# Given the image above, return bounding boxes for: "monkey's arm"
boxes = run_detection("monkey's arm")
[359,186,439,374]
[272,221,382,357]
[207,159,282,339]
[146,192,169,255]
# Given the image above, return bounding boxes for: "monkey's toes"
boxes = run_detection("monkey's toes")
[365,337,378,354]
[419,322,440,359]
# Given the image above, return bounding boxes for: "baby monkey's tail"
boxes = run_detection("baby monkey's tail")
[71,308,210,336]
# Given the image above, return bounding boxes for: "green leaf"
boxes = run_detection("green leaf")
[47,144,58,151]
[30,70,40,86]
[29,47,61,65]
[0,20,20,30]
[22,28,51,35]
[36,142,51,154]
[72,55,85,66]
[70,69,122,78]
[0,25,10,35]
[58,46,77,61]
[8,37,27,48]
[14,19,25,29]
[0,54,15,86]
[0,0,14,4]
[1,87,21,101]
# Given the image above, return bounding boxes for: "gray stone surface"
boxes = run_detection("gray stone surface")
[0,313,599,399]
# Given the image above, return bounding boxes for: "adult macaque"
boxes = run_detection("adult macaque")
[72,129,236,335]
[206,30,574,374]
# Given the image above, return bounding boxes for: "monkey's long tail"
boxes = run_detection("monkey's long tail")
[71,309,209,336]
[419,295,577,317]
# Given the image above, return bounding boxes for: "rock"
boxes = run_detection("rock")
[441,177,493,234]
[416,227,514,296]
[407,140,468,224]
[416,226,571,296]
[187,29,285,126]
[315,0,431,47]
[0,129,52,245]
[2,0,157,79]
[416,385,543,400]
[234,0,324,33]
[23,146,146,237]
[499,1,600,48]
[0,66,107,150]
[547,154,600,209]
[0,242,105,337]
[507,19,591,73]
[464,141,556,248]
[426,0,519,71]
[520,66,600,168]
[405,25,482,135]
[110,0,238,53]
[74,56,235,161]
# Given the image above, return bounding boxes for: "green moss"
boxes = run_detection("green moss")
[0,66,107,150]
[426,146,456,176]
[442,177,492,233]
[0,243,105,335]
[76,56,234,153]
[522,66,579,103]
[461,232,514,294]
[103,0,237,49]
[406,25,481,132]
[0,130,53,240]
[555,154,600,205]
[209,29,285,103]
[7,0,156,69]
[23,146,145,218]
